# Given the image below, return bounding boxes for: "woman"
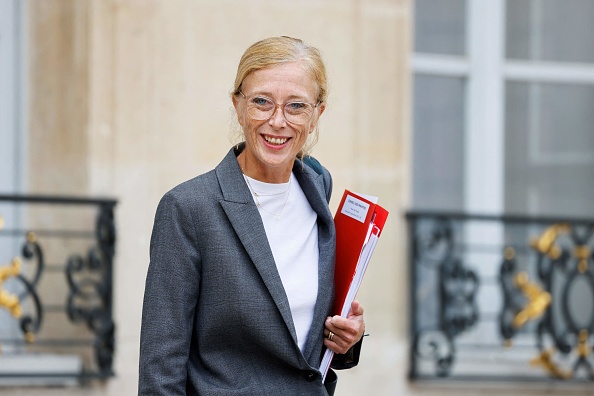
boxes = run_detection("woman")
[139,36,365,396]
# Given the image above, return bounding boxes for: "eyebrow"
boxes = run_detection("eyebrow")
[246,90,312,102]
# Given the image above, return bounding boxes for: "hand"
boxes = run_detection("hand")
[323,300,365,354]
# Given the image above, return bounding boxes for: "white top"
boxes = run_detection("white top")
[243,173,319,352]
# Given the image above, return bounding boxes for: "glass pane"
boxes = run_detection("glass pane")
[506,0,594,63]
[505,82,594,216]
[414,0,466,55]
[413,75,466,210]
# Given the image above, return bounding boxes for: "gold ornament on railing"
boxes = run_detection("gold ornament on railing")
[0,213,4,229]
[512,271,551,329]
[577,330,591,358]
[0,257,23,318]
[530,348,572,380]
[530,223,571,260]
[575,246,590,273]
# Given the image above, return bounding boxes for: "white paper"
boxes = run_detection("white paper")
[352,191,378,204]
[320,226,382,382]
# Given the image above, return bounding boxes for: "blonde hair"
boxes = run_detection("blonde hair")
[231,36,328,157]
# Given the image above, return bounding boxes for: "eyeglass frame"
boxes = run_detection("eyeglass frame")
[237,90,321,126]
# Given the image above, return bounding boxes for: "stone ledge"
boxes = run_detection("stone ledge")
[0,354,82,387]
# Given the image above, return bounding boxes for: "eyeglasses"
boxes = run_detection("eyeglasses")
[238,90,320,126]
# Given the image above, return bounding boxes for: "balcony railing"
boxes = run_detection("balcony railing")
[407,211,594,383]
[0,194,117,385]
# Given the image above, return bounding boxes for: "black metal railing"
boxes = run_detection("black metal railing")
[0,194,117,382]
[407,211,594,383]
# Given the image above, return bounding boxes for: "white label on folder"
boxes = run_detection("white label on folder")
[341,195,370,223]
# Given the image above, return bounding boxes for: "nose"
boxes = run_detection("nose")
[268,104,286,127]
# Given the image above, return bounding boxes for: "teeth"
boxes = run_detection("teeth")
[265,136,288,145]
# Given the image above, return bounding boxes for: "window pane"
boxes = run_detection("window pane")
[413,75,466,210]
[414,0,466,55]
[505,82,594,216]
[506,0,594,63]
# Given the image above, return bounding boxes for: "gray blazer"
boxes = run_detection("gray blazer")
[139,145,345,395]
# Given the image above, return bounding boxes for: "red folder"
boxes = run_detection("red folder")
[332,190,389,316]
[320,189,389,380]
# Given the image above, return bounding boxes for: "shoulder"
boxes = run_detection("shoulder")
[155,169,220,219]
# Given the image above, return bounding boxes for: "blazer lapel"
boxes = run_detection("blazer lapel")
[293,160,336,364]
[215,147,299,346]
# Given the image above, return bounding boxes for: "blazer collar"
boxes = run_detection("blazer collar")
[215,145,335,366]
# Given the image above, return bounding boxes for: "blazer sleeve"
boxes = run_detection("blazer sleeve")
[138,191,201,395]
[330,336,363,370]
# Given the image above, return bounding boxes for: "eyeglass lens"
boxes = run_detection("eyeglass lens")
[246,98,314,125]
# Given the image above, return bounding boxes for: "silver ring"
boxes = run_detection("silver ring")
[328,331,334,341]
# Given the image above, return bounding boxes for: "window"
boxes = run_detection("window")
[412,0,594,217]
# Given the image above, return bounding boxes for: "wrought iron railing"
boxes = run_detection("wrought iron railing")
[407,211,594,383]
[0,194,117,383]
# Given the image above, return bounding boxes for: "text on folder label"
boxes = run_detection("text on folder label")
[341,195,370,223]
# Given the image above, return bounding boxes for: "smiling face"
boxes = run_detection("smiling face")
[233,61,325,183]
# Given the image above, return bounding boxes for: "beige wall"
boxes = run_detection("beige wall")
[27,1,412,394]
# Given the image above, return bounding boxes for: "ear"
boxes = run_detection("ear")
[317,102,326,118]
[232,94,245,127]
[309,102,326,134]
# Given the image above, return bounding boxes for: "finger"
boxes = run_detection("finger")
[326,316,349,331]
[323,333,350,354]
[326,314,362,332]
[348,300,364,318]
[324,321,351,348]
[324,328,343,347]
[326,314,365,344]
[325,323,360,347]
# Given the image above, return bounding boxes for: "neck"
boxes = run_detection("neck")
[237,152,294,183]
